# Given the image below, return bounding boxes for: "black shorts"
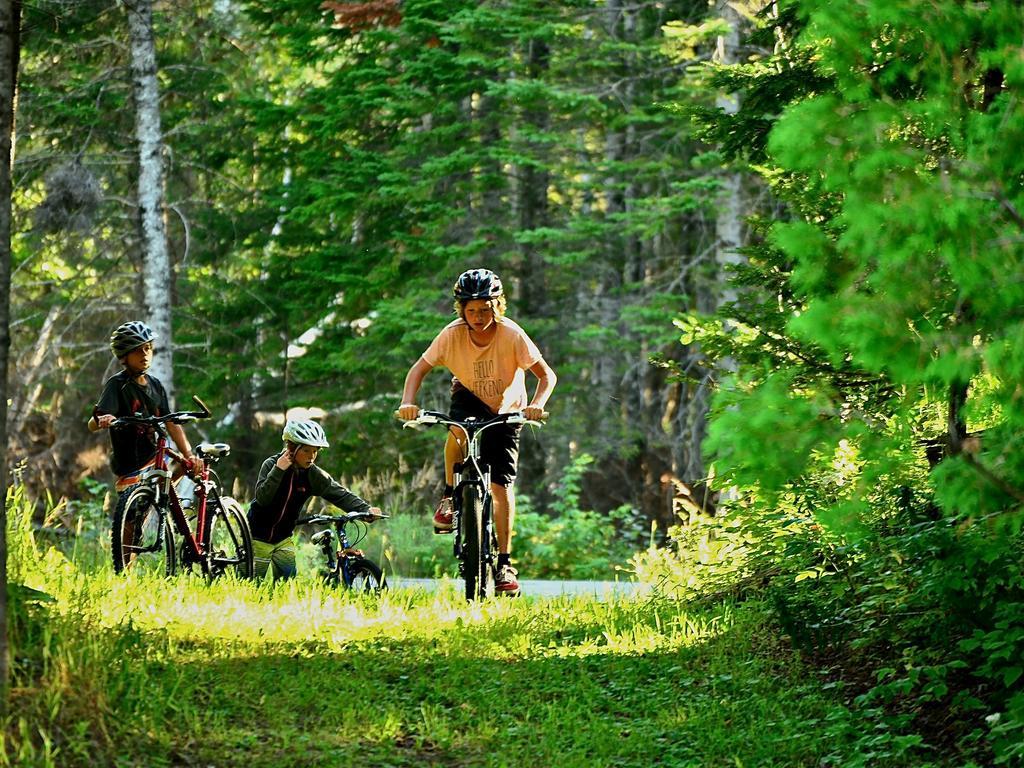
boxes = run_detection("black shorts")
[449,386,521,487]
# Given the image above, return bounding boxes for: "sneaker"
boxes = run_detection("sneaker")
[433,497,454,533]
[495,564,520,593]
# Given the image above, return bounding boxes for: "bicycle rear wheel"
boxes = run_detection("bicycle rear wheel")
[112,487,176,576]
[460,483,492,600]
[204,496,254,579]
[343,557,386,593]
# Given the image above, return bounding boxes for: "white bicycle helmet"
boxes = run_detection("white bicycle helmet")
[282,419,330,448]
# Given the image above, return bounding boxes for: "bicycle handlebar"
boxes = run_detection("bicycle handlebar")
[110,395,212,428]
[401,409,547,431]
[297,511,390,526]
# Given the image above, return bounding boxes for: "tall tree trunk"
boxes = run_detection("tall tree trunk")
[518,37,551,316]
[713,0,745,318]
[595,0,625,401]
[706,0,747,506]
[125,0,174,397]
[0,0,20,717]
[8,303,59,442]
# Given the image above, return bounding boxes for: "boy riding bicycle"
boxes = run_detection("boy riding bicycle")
[398,268,557,593]
[247,419,381,580]
[89,321,200,494]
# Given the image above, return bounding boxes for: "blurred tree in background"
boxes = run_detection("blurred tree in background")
[10,0,761,531]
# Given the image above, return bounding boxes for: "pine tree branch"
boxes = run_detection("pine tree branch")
[963,454,1024,506]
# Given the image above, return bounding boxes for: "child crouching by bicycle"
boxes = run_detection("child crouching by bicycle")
[248,419,382,580]
[88,320,201,498]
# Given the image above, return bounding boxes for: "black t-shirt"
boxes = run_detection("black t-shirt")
[95,370,171,476]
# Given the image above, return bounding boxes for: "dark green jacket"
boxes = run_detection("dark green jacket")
[247,453,371,544]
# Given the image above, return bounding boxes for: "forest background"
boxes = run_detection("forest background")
[2,0,1024,764]
[15,0,754,535]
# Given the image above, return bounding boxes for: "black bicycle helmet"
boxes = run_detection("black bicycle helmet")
[109,320,156,358]
[453,268,503,301]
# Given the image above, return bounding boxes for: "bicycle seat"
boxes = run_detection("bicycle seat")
[196,442,231,459]
[310,530,333,547]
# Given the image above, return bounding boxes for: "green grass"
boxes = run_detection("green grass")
[6,564,870,768]
[3,502,930,768]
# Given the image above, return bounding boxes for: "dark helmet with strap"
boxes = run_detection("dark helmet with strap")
[110,320,156,358]
[453,268,503,301]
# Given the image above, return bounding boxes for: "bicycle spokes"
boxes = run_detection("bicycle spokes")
[114,491,176,576]
[205,499,254,579]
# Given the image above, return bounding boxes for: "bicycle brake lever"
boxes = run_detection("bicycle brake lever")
[192,395,212,417]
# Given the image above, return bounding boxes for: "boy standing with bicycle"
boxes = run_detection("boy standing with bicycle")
[88,321,200,494]
[397,268,557,593]
[248,419,381,580]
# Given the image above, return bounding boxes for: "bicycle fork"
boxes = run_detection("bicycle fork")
[451,462,493,568]
[130,481,171,555]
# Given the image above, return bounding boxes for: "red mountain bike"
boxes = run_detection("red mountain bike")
[110,396,254,579]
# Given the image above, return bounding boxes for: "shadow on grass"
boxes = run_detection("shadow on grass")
[74,605,857,768]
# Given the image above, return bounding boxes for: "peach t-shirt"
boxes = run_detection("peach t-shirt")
[422,317,543,413]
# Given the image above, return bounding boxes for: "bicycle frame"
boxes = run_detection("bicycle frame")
[299,511,389,589]
[111,396,246,576]
[404,410,537,597]
[136,426,213,564]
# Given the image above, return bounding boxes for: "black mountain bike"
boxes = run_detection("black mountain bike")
[297,511,390,592]
[403,410,542,601]
[109,396,254,579]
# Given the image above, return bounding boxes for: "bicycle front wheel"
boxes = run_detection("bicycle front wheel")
[343,557,386,593]
[460,483,492,600]
[112,487,176,577]
[205,496,254,579]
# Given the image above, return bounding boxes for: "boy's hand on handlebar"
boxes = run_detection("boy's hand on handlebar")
[397,403,420,421]
[95,413,117,430]
[523,406,548,422]
[368,506,383,517]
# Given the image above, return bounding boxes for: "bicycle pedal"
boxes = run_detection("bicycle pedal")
[433,526,453,535]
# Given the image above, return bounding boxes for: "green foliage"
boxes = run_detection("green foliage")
[667,3,1024,763]
[515,454,648,580]
[4,495,906,768]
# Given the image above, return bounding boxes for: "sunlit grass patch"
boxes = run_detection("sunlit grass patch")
[6,498,886,768]
[26,544,724,661]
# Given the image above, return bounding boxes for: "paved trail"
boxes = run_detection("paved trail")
[391,576,648,599]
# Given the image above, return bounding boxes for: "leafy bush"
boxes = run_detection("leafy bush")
[513,454,649,580]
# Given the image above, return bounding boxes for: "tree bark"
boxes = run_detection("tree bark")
[0,0,20,718]
[517,37,551,316]
[713,0,745,317]
[694,0,749,509]
[125,0,174,397]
